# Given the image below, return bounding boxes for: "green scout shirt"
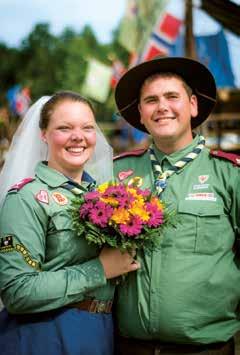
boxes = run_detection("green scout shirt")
[113,134,240,344]
[0,162,114,314]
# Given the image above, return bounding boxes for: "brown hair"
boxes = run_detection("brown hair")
[39,91,95,130]
[140,72,193,99]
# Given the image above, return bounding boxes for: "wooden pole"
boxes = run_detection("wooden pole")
[184,0,197,59]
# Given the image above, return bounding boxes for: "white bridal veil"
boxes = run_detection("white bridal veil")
[0,96,113,207]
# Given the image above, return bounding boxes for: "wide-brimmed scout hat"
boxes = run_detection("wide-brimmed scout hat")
[115,56,217,132]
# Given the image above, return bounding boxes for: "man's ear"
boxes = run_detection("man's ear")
[190,94,198,119]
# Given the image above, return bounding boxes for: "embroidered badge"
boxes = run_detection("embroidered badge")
[118,170,134,181]
[35,190,49,204]
[16,244,40,270]
[128,176,143,187]
[0,235,15,253]
[193,175,210,190]
[185,193,216,202]
[52,192,68,205]
[198,175,209,184]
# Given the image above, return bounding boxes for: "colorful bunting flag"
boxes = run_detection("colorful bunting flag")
[81,59,112,103]
[110,60,126,89]
[6,85,31,117]
[141,38,169,62]
[154,12,182,43]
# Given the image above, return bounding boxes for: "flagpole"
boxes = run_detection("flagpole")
[184,0,196,59]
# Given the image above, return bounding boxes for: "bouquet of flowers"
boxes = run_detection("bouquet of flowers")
[70,182,175,252]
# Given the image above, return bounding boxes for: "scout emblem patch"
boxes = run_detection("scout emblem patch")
[198,175,209,184]
[0,235,14,252]
[118,169,134,181]
[36,190,49,204]
[52,192,68,205]
[128,176,143,187]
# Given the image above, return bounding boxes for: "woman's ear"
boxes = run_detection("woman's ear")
[41,130,47,143]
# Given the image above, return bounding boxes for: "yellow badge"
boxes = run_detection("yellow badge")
[52,192,68,205]
[16,244,40,270]
[128,176,143,187]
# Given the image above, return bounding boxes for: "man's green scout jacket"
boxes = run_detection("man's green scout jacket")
[114,134,240,344]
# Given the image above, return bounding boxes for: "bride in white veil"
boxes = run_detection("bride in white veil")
[0,93,114,313]
[0,95,113,208]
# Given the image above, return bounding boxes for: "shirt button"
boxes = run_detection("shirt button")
[151,289,155,294]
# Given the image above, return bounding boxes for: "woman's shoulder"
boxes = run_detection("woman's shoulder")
[7,176,49,200]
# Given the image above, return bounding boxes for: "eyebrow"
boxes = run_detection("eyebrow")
[141,91,179,101]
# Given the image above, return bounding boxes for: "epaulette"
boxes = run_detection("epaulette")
[210,150,240,167]
[8,178,35,192]
[114,148,148,161]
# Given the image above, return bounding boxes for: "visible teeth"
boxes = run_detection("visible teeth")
[67,147,84,153]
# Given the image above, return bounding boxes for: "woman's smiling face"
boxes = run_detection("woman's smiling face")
[41,99,96,181]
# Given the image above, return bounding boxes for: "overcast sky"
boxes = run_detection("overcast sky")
[0,0,126,47]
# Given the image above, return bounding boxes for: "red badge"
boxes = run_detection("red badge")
[35,190,49,204]
[198,175,209,184]
[52,192,68,205]
[118,170,134,181]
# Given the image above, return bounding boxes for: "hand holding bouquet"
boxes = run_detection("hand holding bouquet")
[70,182,174,252]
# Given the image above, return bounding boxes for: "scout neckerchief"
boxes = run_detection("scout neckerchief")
[149,136,205,196]
[61,171,96,196]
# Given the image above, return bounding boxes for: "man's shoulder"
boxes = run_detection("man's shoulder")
[114,148,148,161]
[210,150,240,167]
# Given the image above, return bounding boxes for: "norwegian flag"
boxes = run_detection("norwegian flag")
[139,10,182,63]
[110,60,126,89]
[154,12,182,44]
[141,37,169,62]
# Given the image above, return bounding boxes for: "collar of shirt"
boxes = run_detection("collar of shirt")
[35,161,96,189]
[152,134,201,170]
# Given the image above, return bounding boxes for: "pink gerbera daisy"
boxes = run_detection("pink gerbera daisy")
[89,200,113,227]
[119,215,143,237]
[84,191,100,202]
[145,202,164,227]
[79,201,94,218]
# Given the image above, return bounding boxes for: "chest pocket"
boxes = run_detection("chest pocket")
[177,201,231,255]
[51,211,74,233]
[46,211,98,262]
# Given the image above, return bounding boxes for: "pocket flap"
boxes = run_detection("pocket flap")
[178,200,223,216]
[51,212,73,231]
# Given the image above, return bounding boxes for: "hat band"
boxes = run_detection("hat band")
[195,89,216,103]
[116,98,138,116]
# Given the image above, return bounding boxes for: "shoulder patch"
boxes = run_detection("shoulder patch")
[8,177,35,192]
[114,148,148,161]
[210,150,240,166]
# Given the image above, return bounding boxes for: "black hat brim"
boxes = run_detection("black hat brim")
[115,57,217,132]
